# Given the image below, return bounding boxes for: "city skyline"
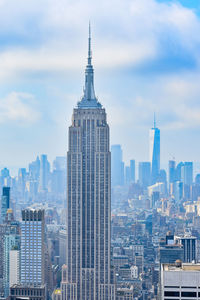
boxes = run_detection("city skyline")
[2,3,200,300]
[0,0,200,170]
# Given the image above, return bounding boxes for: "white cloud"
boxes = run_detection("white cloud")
[0,0,198,80]
[0,92,40,124]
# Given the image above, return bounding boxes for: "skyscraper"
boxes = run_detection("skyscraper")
[21,209,45,286]
[65,26,115,300]
[18,168,27,199]
[138,162,151,189]
[181,162,193,185]
[1,187,10,223]
[169,160,176,184]
[130,159,135,183]
[149,115,160,184]
[39,154,50,193]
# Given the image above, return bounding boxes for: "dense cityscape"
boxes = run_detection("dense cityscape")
[1,8,200,300]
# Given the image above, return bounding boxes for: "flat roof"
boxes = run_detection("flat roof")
[163,263,200,272]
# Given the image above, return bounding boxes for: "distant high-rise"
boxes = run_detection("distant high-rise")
[169,160,176,184]
[0,168,11,188]
[149,115,160,184]
[18,168,27,199]
[130,160,135,183]
[21,209,45,286]
[125,160,135,186]
[175,162,183,182]
[65,26,115,300]
[29,156,40,180]
[1,187,10,223]
[39,154,50,192]
[181,162,193,185]
[138,162,151,189]
[111,144,124,187]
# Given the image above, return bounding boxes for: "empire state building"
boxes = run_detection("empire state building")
[65,26,115,300]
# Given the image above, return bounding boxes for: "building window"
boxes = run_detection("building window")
[164,291,180,297]
[181,292,197,297]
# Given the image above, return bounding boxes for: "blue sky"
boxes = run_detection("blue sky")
[0,0,200,174]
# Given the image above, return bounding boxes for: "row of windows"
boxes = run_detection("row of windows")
[165,286,198,289]
[164,291,198,297]
[11,289,44,296]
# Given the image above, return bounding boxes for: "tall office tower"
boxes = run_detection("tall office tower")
[149,115,160,184]
[1,187,10,223]
[0,168,11,188]
[65,27,115,300]
[39,154,50,192]
[175,162,184,181]
[111,144,124,187]
[130,159,135,183]
[138,162,151,189]
[29,156,40,181]
[21,209,45,286]
[27,157,40,200]
[181,162,193,185]
[175,236,197,263]
[18,168,27,199]
[169,160,176,184]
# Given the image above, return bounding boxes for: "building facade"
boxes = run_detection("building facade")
[21,209,45,286]
[65,27,115,300]
[161,262,200,300]
[176,236,197,263]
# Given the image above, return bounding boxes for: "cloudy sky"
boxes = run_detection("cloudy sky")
[0,0,200,174]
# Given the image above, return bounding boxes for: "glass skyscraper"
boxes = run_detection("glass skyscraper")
[149,116,160,185]
[65,27,115,300]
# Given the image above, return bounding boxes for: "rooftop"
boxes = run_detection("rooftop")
[163,263,200,272]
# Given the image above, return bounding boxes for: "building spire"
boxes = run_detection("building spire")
[77,24,102,108]
[88,22,92,66]
[154,112,156,128]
